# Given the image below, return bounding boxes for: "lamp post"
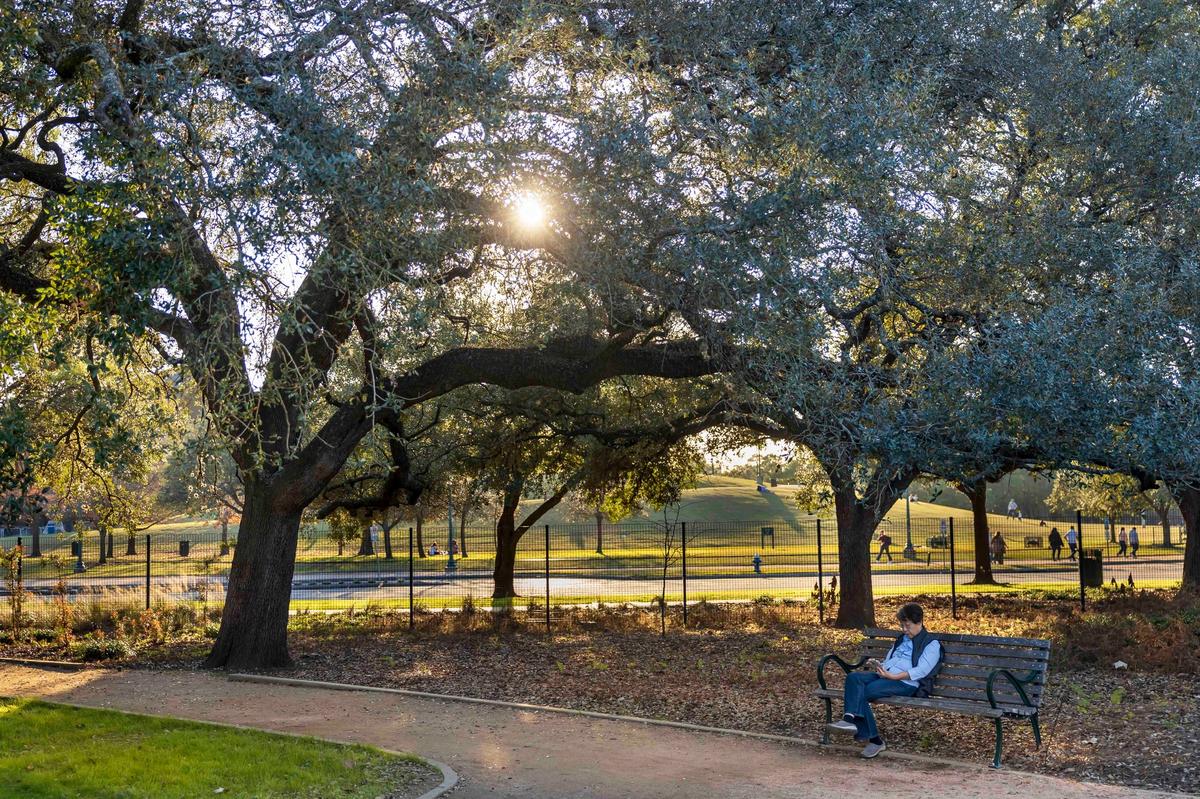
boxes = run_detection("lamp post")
[445,497,457,573]
[903,491,916,560]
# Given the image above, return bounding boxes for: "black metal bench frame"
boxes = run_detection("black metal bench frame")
[814,628,1048,768]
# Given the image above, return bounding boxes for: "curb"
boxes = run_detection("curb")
[414,758,458,799]
[0,656,87,670]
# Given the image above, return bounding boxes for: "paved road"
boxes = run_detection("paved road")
[0,664,1184,799]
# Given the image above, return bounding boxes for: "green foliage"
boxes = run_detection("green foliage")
[69,634,135,662]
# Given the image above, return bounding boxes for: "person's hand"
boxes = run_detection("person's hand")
[875,664,891,679]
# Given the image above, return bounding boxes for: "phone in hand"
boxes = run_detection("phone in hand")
[865,658,883,671]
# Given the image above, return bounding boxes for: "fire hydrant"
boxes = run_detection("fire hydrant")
[752,552,763,574]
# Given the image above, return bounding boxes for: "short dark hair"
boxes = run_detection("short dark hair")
[897,603,924,625]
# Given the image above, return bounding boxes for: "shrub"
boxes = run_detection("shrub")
[71,635,135,662]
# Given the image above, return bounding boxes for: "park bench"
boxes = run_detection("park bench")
[814,628,1050,768]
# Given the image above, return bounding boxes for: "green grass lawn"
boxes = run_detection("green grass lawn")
[0,698,433,799]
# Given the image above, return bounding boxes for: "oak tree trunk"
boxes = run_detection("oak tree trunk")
[383,525,394,559]
[492,503,521,599]
[595,512,604,554]
[220,520,230,556]
[98,526,107,565]
[832,489,877,629]
[203,483,301,669]
[416,508,426,558]
[106,529,114,559]
[357,523,375,556]
[30,526,41,558]
[960,482,995,584]
[1172,485,1200,591]
[126,534,136,556]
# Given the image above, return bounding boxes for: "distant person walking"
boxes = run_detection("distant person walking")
[1006,498,1020,519]
[1129,527,1140,558]
[1065,526,1079,561]
[990,532,1007,565]
[876,532,893,562]
[1048,527,1063,561]
[1117,527,1128,557]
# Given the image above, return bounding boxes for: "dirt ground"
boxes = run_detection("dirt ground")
[0,663,1188,799]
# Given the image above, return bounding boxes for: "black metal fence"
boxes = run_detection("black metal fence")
[0,511,1188,629]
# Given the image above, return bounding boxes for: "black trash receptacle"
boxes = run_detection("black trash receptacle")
[70,540,82,558]
[1080,549,1103,587]
[179,540,190,557]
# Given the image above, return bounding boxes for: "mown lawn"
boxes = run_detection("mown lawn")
[0,698,434,799]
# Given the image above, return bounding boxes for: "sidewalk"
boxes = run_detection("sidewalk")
[0,664,1185,799]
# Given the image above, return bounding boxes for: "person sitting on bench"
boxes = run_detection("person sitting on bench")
[826,602,943,758]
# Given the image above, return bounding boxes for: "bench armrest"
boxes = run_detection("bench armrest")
[985,668,1039,709]
[817,653,868,689]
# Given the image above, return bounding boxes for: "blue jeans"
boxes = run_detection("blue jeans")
[843,672,918,739]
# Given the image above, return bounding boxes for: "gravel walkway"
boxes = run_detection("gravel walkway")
[0,663,1187,799]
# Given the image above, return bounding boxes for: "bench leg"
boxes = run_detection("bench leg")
[821,698,832,744]
[991,719,1003,769]
[1030,713,1041,749]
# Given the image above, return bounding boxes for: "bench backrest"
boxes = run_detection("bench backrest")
[860,628,1050,711]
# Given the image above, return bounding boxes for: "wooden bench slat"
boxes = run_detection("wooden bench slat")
[934,682,1044,699]
[935,676,1045,696]
[931,686,1042,706]
[858,639,1050,662]
[812,688,1009,718]
[940,644,1051,660]
[939,664,1047,680]
[862,628,1052,648]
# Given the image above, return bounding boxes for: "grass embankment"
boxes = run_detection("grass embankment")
[0,698,435,799]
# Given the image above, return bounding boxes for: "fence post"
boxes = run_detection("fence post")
[544,524,551,634]
[408,527,414,631]
[145,534,151,610]
[1077,509,1086,612]
[816,519,825,625]
[948,518,957,620]
[681,521,688,627]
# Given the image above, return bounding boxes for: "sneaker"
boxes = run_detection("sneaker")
[861,740,886,758]
[827,719,859,734]
[854,736,869,744]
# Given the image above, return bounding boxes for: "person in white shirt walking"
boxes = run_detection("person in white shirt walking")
[1065,526,1079,561]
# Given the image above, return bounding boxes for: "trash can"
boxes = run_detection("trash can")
[70,540,82,557]
[1080,549,1103,587]
[179,540,190,557]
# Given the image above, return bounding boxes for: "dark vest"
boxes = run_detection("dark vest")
[890,629,943,698]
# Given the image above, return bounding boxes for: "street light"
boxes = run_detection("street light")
[903,491,916,560]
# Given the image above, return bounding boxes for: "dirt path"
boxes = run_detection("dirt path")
[0,664,1185,799]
